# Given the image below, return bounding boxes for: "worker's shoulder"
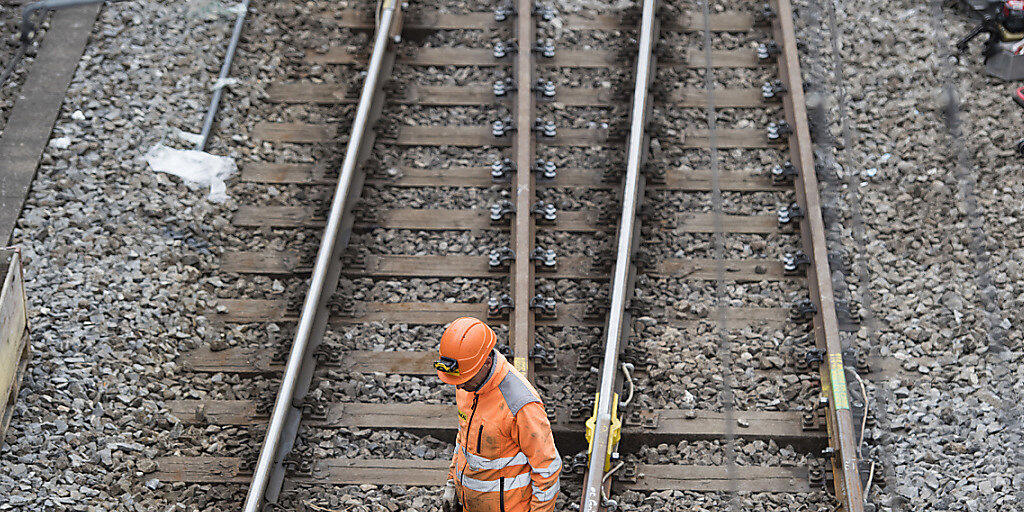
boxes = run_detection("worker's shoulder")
[496,364,541,416]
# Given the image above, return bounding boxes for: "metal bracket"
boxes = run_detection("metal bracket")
[530,247,557,271]
[757,41,781,61]
[487,293,513,319]
[767,120,792,141]
[762,80,787,101]
[782,250,810,275]
[491,157,514,181]
[490,200,515,224]
[529,294,557,318]
[488,246,515,271]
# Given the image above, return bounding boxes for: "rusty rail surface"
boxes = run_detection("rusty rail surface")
[769,0,864,508]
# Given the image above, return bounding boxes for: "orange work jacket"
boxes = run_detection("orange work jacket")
[447,351,561,512]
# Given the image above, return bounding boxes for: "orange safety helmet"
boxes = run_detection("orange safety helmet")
[435,317,497,385]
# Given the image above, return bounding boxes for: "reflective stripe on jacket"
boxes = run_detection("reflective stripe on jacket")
[446,351,561,512]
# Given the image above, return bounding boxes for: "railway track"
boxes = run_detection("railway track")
[153,0,869,510]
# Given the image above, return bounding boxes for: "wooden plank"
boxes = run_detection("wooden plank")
[165,401,825,447]
[232,207,778,234]
[210,299,785,330]
[0,5,102,245]
[250,123,777,149]
[154,456,809,493]
[221,251,792,282]
[621,464,810,493]
[243,164,786,192]
[267,83,765,108]
[251,122,340,143]
[0,250,29,447]
[305,47,762,69]
[331,8,755,32]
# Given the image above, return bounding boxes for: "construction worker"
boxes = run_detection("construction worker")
[434,317,561,512]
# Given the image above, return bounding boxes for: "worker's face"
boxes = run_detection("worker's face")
[457,355,493,392]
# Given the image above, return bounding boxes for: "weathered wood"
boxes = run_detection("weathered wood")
[0,5,102,245]
[221,251,793,282]
[620,464,810,493]
[242,164,786,192]
[0,250,29,448]
[232,207,779,234]
[154,456,808,493]
[165,400,825,448]
[250,123,778,149]
[331,8,755,32]
[306,47,762,69]
[267,83,765,109]
[208,299,786,331]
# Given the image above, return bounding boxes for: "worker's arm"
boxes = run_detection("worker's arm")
[512,401,561,512]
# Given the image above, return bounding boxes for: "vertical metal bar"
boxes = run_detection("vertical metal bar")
[240,2,402,510]
[769,0,864,509]
[580,0,656,510]
[510,0,536,378]
[196,0,252,152]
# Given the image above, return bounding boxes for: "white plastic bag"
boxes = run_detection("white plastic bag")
[144,144,237,203]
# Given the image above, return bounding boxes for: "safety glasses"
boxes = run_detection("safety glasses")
[434,356,460,375]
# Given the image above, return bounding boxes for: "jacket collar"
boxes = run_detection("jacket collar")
[473,350,508,395]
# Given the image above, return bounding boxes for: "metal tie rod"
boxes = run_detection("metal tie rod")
[196,0,252,151]
[241,1,402,510]
[581,0,657,510]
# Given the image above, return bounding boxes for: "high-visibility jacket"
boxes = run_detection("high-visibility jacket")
[447,351,561,512]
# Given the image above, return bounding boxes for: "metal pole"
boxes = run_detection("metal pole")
[240,3,400,511]
[196,0,251,151]
[581,0,656,510]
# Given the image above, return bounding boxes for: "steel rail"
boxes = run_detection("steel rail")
[196,0,251,151]
[580,0,657,509]
[768,0,864,509]
[509,0,536,377]
[240,1,403,510]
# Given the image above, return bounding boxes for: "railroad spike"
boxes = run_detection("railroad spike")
[492,40,517,59]
[530,246,557,271]
[531,201,557,224]
[488,246,515,270]
[782,250,810,275]
[487,293,513,319]
[494,2,513,21]
[529,294,557,318]
[767,120,792,141]
[791,298,817,322]
[770,161,797,184]
[490,200,514,223]
[533,38,555,58]
[491,157,514,181]
[532,158,557,180]
[757,41,781,61]
[493,76,515,97]
[492,116,515,137]
[762,80,787,101]
[777,202,804,227]
[754,3,777,26]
